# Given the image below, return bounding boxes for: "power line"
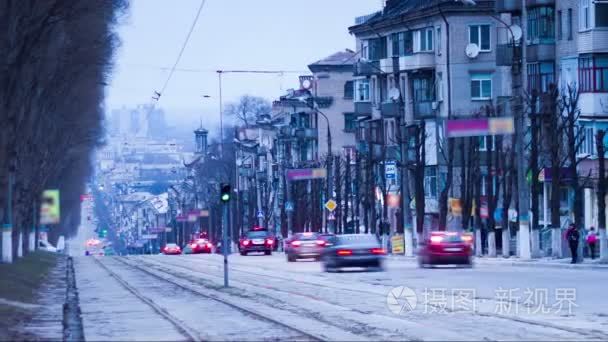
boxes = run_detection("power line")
[157,0,207,100]
[123,63,307,74]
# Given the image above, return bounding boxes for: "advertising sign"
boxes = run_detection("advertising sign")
[40,190,60,224]
[391,234,405,254]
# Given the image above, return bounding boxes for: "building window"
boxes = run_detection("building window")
[581,0,590,30]
[412,75,435,117]
[470,73,492,100]
[436,26,442,54]
[469,24,491,51]
[344,81,354,99]
[355,79,370,102]
[344,113,356,132]
[568,8,573,40]
[579,55,608,92]
[527,62,555,92]
[578,126,596,156]
[527,6,555,44]
[557,10,563,40]
[424,167,437,198]
[368,37,387,60]
[415,28,433,52]
[391,31,413,56]
[597,3,608,27]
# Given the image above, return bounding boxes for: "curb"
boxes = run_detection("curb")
[63,256,85,341]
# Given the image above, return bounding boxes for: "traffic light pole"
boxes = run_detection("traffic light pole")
[222,202,229,287]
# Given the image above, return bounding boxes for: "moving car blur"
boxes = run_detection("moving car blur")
[189,238,213,254]
[285,232,328,262]
[321,234,385,272]
[418,231,473,268]
[162,243,182,255]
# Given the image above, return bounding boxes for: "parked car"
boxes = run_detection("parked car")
[417,231,473,268]
[321,234,385,272]
[182,244,194,255]
[38,240,58,253]
[162,243,182,255]
[285,232,327,262]
[239,229,274,255]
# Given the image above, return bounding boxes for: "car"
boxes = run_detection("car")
[38,239,58,253]
[417,231,473,268]
[190,239,213,254]
[239,229,274,255]
[285,232,327,262]
[182,244,194,255]
[321,234,386,272]
[162,243,182,255]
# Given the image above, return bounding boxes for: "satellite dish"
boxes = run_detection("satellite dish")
[302,79,313,90]
[287,88,295,97]
[510,24,523,42]
[465,43,480,58]
[388,87,401,101]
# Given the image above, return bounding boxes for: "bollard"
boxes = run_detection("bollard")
[17,232,23,258]
[2,224,13,263]
[29,230,35,251]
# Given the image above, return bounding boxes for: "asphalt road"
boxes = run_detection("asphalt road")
[73,251,608,341]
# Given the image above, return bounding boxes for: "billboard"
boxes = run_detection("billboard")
[40,190,60,224]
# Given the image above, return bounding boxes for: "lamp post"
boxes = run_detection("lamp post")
[297,91,333,233]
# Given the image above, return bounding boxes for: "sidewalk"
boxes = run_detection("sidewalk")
[387,254,608,270]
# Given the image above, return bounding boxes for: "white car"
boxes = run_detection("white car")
[38,240,58,253]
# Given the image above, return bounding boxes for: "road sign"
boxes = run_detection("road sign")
[257,210,265,218]
[149,227,166,234]
[164,227,172,233]
[385,161,396,180]
[141,234,157,239]
[327,213,336,221]
[286,168,327,181]
[391,234,405,254]
[325,199,337,212]
[285,201,294,211]
[40,190,60,224]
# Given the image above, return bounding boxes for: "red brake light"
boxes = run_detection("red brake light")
[461,234,473,243]
[266,238,274,245]
[206,243,212,248]
[291,241,302,247]
[191,244,197,248]
[242,240,250,246]
[337,249,352,256]
[430,235,443,244]
[315,240,325,246]
[371,248,386,255]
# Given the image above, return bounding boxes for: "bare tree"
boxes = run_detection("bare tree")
[596,130,607,262]
[413,120,426,242]
[224,95,272,128]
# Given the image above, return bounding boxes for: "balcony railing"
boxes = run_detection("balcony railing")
[413,101,434,118]
[355,102,372,116]
[381,102,400,117]
[354,60,380,76]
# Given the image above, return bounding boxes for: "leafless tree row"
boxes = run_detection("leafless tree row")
[0,0,128,258]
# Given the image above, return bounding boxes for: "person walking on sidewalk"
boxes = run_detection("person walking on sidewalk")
[587,227,598,260]
[565,224,580,264]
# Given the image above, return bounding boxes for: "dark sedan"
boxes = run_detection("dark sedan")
[320,234,386,272]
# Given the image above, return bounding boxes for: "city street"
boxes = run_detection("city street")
[73,252,608,341]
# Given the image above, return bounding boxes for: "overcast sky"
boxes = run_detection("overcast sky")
[105,0,381,128]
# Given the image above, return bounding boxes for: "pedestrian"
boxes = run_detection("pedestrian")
[587,227,598,260]
[565,223,580,264]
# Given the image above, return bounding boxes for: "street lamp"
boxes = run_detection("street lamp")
[296,90,334,233]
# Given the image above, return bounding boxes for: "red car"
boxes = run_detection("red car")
[162,243,182,255]
[418,231,473,268]
[189,239,213,254]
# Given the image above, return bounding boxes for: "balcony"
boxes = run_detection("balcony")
[295,128,318,140]
[355,102,372,116]
[496,44,521,66]
[313,96,333,109]
[495,0,521,12]
[399,54,435,71]
[379,57,400,74]
[354,60,380,76]
[381,102,401,117]
[526,44,555,63]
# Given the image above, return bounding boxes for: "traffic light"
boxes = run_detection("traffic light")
[220,183,231,203]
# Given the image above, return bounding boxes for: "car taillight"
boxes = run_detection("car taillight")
[242,240,250,246]
[191,244,197,248]
[337,249,352,256]
[461,234,473,244]
[291,240,302,247]
[206,243,212,248]
[430,235,444,244]
[371,248,386,255]
[315,240,325,246]
[265,239,274,245]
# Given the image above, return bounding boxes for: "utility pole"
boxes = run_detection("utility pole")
[515,0,531,259]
